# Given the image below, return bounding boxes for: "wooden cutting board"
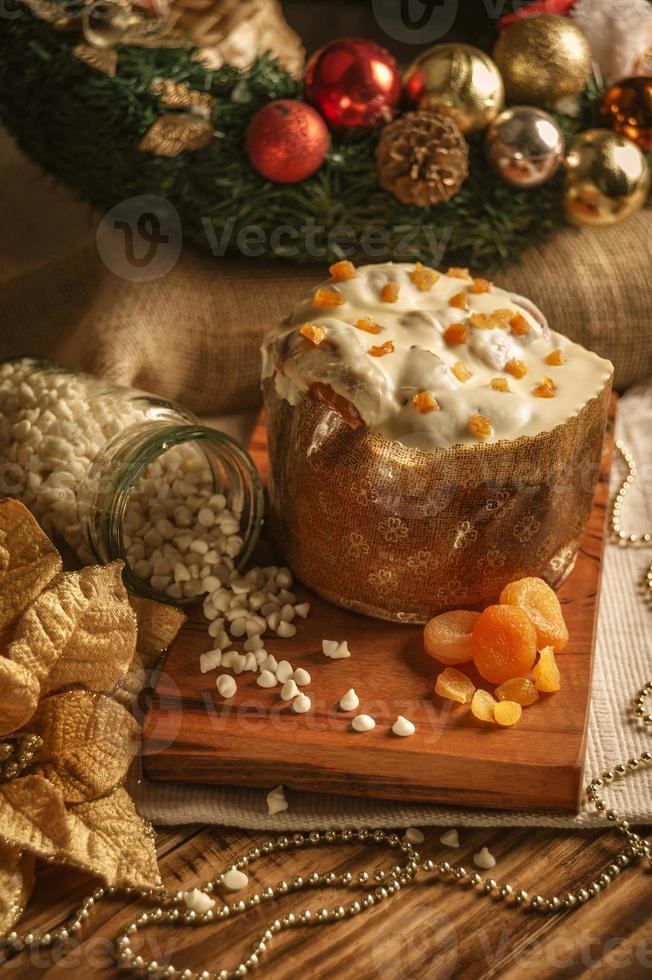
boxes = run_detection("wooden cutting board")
[142,404,615,813]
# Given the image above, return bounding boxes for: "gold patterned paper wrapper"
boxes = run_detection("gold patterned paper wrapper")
[263,376,613,622]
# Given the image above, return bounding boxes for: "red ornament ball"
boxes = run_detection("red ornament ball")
[245,99,329,183]
[304,37,401,130]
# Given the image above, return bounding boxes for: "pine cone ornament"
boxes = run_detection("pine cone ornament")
[375,110,469,206]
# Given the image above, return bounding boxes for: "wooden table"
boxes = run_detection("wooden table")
[10,822,651,978]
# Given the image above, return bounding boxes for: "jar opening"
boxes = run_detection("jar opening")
[84,423,264,605]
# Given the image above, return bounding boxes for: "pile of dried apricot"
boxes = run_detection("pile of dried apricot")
[425,576,567,728]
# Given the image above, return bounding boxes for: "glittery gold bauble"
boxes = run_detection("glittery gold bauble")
[493,14,591,106]
[597,76,652,153]
[404,43,504,134]
[485,106,565,188]
[563,129,650,227]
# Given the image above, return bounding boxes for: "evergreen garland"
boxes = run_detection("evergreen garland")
[0,1,600,269]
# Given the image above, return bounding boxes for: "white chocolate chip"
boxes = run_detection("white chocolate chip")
[392,715,416,737]
[230,618,247,638]
[473,847,496,870]
[276,621,296,639]
[351,714,375,732]
[261,654,278,673]
[266,785,288,815]
[183,889,215,913]
[339,689,359,711]
[216,675,237,699]
[244,635,264,652]
[404,827,425,845]
[222,868,248,892]
[257,670,278,688]
[294,602,310,618]
[243,652,258,672]
[440,829,459,848]
[276,568,292,588]
[199,650,222,673]
[281,679,299,701]
[245,618,265,637]
[292,692,311,714]
[323,639,350,659]
[276,660,293,683]
[293,668,311,686]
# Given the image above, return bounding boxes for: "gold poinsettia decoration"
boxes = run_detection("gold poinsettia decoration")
[0,499,185,938]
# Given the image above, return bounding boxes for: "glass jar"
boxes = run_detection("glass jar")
[0,357,264,604]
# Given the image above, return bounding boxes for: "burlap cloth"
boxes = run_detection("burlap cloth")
[1,133,650,410]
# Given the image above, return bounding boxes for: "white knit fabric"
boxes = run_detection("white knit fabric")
[131,386,652,829]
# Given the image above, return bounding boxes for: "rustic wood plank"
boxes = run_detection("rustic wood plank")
[142,409,615,813]
[7,825,651,979]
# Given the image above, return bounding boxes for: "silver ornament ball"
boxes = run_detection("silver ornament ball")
[485,106,565,188]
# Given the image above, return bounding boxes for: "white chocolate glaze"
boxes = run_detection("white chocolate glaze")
[262,262,613,449]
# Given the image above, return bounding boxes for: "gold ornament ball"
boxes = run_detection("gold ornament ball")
[597,76,652,152]
[563,129,650,227]
[404,43,504,134]
[493,14,591,106]
[486,106,565,188]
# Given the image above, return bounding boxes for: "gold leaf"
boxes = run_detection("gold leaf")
[113,650,147,709]
[0,843,35,936]
[0,659,40,736]
[66,787,160,891]
[130,595,186,663]
[0,774,71,858]
[6,561,137,698]
[0,777,160,891]
[30,692,140,804]
[73,42,118,77]
[139,113,213,157]
[114,597,184,707]
[0,499,62,633]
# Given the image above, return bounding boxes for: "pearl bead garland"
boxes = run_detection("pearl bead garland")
[1,443,650,975]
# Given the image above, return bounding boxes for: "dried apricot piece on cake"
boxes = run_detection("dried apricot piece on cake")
[495,676,539,706]
[381,282,400,302]
[329,259,357,281]
[533,646,561,692]
[435,667,476,704]
[412,391,439,414]
[410,262,439,291]
[423,610,480,665]
[471,605,537,685]
[443,323,470,345]
[499,576,569,652]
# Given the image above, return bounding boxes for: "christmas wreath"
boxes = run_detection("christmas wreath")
[0,0,650,269]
